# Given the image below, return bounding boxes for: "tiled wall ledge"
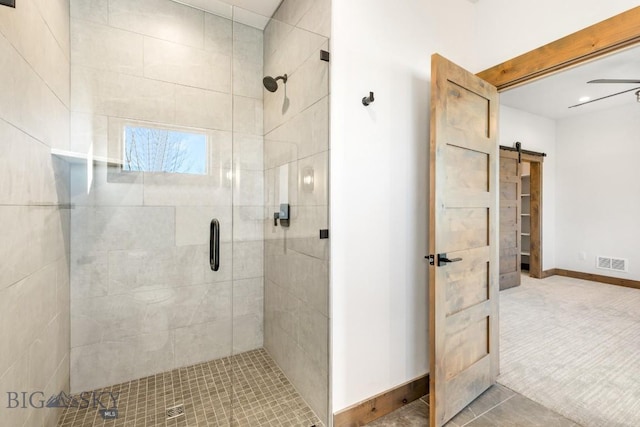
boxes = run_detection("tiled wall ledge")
[51,148,121,165]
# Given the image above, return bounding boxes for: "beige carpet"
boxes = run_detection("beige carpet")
[498,274,640,427]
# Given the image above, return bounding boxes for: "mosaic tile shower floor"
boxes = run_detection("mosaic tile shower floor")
[57,349,323,427]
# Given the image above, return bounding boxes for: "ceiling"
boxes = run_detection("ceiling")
[217,0,281,17]
[174,0,281,28]
[500,44,640,120]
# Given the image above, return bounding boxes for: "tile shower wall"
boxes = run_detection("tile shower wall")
[0,1,71,426]
[69,0,264,393]
[262,0,331,423]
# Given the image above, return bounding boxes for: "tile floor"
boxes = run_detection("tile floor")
[366,384,581,426]
[57,349,322,427]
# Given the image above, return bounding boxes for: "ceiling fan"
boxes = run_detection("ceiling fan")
[569,79,640,108]
[588,79,640,84]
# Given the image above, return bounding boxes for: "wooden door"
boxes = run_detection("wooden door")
[499,150,521,290]
[429,54,499,427]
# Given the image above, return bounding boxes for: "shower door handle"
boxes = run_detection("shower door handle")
[210,219,220,271]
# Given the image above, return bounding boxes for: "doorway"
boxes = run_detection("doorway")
[427,6,640,427]
[499,147,544,291]
[479,7,640,427]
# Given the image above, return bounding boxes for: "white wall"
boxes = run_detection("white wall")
[499,106,556,271]
[555,104,640,280]
[330,0,476,412]
[472,0,640,71]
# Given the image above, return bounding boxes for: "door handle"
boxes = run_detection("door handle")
[437,253,462,266]
[426,253,463,266]
[210,219,220,271]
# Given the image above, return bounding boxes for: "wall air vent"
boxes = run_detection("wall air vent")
[597,256,611,269]
[611,258,628,272]
[596,256,628,273]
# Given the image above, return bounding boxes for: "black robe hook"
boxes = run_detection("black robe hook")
[362,92,375,106]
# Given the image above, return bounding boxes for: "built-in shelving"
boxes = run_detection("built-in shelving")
[521,174,531,271]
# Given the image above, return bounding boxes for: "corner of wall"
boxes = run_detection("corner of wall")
[0,1,71,425]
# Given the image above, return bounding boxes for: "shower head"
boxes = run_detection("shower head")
[263,74,288,92]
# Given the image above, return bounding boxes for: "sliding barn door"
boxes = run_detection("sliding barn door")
[499,150,521,290]
[429,54,499,427]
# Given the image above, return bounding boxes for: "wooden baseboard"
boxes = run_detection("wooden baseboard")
[333,374,429,427]
[553,268,640,290]
[541,269,557,278]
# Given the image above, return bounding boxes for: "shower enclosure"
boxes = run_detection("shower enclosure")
[63,0,330,425]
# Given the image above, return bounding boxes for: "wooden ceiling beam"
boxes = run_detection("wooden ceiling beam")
[477,6,640,91]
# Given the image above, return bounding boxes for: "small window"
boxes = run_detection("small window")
[122,125,207,175]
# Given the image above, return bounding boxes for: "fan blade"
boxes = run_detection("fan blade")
[588,79,640,84]
[568,86,640,108]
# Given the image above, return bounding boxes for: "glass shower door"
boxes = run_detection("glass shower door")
[229,4,331,426]
[68,128,236,425]
[67,0,237,423]
[65,0,331,425]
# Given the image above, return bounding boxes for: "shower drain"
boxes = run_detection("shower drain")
[166,404,185,420]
